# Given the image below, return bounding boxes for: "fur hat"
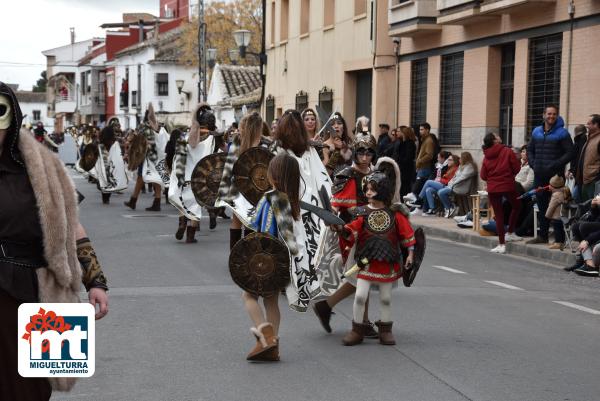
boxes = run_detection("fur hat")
[549,175,565,189]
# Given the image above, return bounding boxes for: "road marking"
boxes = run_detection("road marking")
[484,280,524,291]
[432,265,467,274]
[553,301,600,315]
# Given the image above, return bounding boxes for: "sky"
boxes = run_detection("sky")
[0,0,158,90]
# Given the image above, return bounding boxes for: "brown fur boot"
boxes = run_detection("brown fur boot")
[246,323,278,361]
[124,197,137,210]
[175,216,187,240]
[185,226,197,243]
[375,321,396,345]
[342,321,368,346]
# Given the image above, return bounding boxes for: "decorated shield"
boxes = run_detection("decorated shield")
[232,147,274,206]
[127,133,147,171]
[403,227,426,287]
[80,144,99,172]
[190,153,227,207]
[229,232,291,296]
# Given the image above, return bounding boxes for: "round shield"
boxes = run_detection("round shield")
[79,144,99,172]
[232,147,274,206]
[403,227,426,287]
[190,153,227,207]
[229,232,290,296]
[127,133,147,171]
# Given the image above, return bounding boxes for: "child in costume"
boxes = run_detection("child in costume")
[338,171,416,346]
[241,153,301,362]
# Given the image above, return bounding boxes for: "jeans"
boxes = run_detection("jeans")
[419,180,444,210]
[437,187,453,209]
[412,168,432,196]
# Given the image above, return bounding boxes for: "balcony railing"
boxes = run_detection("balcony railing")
[479,0,556,15]
[388,0,441,37]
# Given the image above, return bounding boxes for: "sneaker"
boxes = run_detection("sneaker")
[564,255,584,272]
[403,193,417,203]
[443,209,450,218]
[505,233,523,242]
[454,214,468,223]
[421,210,436,217]
[457,220,474,228]
[526,237,548,245]
[574,265,600,277]
[447,206,457,218]
[410,207,422,216]
[491,244,506,254]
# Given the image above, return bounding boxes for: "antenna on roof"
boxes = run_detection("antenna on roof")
[70,27,75,44]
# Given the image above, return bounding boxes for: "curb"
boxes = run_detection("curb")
[416,223,578,266]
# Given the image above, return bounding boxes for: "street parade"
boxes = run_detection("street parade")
[2,0,600,400]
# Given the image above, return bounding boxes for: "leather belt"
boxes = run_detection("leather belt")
[0,240,47,268]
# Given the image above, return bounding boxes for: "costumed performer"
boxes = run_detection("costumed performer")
[0,82,109,401]
[94,125,128,204]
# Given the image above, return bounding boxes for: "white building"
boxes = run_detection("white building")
[109,27,199,129]
[207,64,261,130]
[42,38,105,132]
[15,91,53,131]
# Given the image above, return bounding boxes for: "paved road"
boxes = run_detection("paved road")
[52,172,600,401]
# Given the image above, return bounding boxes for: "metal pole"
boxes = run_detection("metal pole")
[197,0,205,103]
[259,0,266,117]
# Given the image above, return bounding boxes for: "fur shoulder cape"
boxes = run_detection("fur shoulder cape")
[19,130,81,391]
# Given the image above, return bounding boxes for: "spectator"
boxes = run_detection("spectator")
[404,122,435,203]
[412,154,458,216]
[376,123,391,156]
[438,151,478,218]
[545,175,570,250]
[564,196,600,276]
[481,132,522,254]
[526,104,574,244]
[392,126,417,198]
[574,115,600,202]
[569,124,587,202]
[515,145,535,193]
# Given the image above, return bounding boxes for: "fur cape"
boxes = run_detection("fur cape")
[19,129,81,392]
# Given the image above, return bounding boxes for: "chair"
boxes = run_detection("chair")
[471,192,494,232]
[560,202,580,252]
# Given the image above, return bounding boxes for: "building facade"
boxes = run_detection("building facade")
[264,0,397,130]
[15,91,53,130]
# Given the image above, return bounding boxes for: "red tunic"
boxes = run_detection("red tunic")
[341,210,416,283]
[331,178,364,212]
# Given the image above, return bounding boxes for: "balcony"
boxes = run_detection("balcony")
[388,0,441,38]
[479,0,556,15]
[436,0,498,25]
[54,82,76,114]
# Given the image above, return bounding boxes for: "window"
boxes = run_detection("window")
[410,58,428,130]
[499,43,515,146]
[265,95,275,125]
[439,52,464,146]
[270,1,275,45]
[527,33,562,138]
[300,0,310,36]
[318,87,333,115]
[280,0,289,42]
[156,73,169,96]
[354,0,366,16]
[324,0,335,27]
[106,73,114,97]
[33,110,41,121]
[132,90,138,107]
[295,91,308,112]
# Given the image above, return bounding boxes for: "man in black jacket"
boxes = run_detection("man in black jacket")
[526,105,574,244]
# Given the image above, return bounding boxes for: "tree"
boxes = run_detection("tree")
[177,0,262,67]
[32,71,47,93]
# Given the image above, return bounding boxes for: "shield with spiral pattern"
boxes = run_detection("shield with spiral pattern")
[191,153,227,207]
[229,232,290,296]
[232,147,274,206]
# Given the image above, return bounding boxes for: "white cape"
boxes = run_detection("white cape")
[95,142,128,193]
[142,127,171,187]
[168,134,215,221]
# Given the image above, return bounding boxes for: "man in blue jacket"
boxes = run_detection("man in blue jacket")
[526,104,574,244]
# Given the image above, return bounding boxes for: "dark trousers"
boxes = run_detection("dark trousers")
[0,289,52,401]
[534,177,551,239]
[489,191,521,244]
[551,219,566,243]
[572,221,600,242]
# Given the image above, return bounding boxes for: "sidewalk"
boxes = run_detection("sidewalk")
[411,214,577,267]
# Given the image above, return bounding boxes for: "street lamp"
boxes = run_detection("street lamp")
[207,48,217,69]
[175,79,191,99]
[228,49,239,65]
[232,29,252,58]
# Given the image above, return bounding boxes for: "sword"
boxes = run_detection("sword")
[341,258,369,279]
[315,105,337,140]
[300,201,345,226]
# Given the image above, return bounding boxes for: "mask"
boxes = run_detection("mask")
[0,94,11,130]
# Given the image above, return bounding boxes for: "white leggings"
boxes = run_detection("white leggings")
[353,278,393,323]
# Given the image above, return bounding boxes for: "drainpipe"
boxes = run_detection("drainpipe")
[565,0,575,128]
[394,39,400,128]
